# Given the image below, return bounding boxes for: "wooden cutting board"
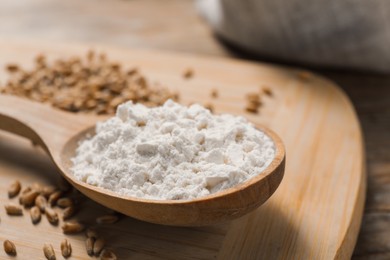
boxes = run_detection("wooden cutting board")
[0,40,365,259]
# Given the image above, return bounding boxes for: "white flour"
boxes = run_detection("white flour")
[71,100,275,200]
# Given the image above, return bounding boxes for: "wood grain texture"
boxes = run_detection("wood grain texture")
[0,40,364,259]
[1,0,385,258]
[321,72,390,259]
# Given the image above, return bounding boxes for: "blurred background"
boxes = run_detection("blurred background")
[1,0,390,258]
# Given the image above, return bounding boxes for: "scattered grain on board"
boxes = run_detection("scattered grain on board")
[93,238,105,256]
[245,91,263,114]
[96,214,119,224]
[297,71,312,81]
[3,240,16,256]
[31,183,43,194]
[86,228,98,239]
[48,191,62,207]
[21,186,32,195]
[246,92,261,104]
[245,102,259,114]
[43,243,56,260]
[86,237,95,256]
[20,190,40,207]
[45,208,59,225]
[5,203,23,216]
[182,68,194,79]
[35,195,48,212]
[3,179,118,258]
[100,249,117,260]
[62,206,77,220]
[1,52,179,114]
[60,239,72,258]
[204,102,214,113]
[5,64,19,73]
[62,221,85,234]
[211,89,218,99]
[7,180,21,198]
[56,197,73,208]
[30,206,42,224]
[42,186,56,198]
[262,86,273,97]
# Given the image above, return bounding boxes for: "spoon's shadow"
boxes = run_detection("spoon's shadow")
[0,132,60,185]
[91,200,308,259]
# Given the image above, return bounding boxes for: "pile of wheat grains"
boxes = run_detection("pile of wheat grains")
[0,51,276,116]
[245,86,273,114]
[1,51,179,115]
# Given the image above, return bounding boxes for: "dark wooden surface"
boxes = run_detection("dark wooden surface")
[1,0,389,258]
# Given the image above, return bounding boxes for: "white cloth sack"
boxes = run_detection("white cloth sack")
[197,0,390,73]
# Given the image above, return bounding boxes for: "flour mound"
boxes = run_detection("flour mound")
[71,100,275,200]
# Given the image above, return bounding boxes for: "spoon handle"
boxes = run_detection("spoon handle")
[0,95,91,154]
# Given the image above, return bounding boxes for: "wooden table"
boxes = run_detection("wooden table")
[0,0,389,258]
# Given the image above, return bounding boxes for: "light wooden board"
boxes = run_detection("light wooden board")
[0,40,365,259]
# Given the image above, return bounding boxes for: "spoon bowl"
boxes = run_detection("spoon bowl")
[0,95,285,226]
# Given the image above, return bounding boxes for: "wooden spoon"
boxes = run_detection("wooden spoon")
[0,95,285,226]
